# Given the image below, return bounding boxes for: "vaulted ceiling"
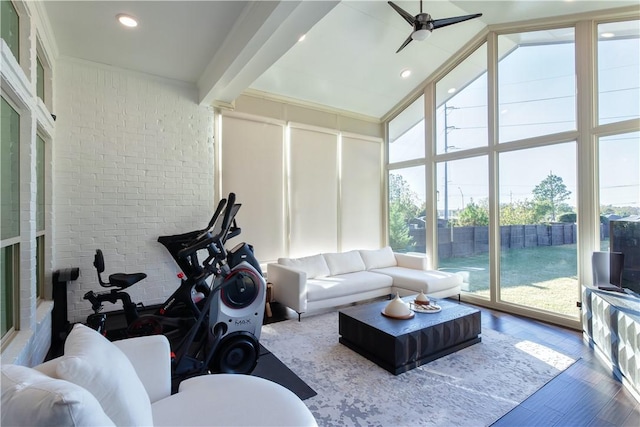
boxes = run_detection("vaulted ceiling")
[43,1,638,120]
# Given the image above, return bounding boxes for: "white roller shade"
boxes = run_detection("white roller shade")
[289,126,338,257]
[341,136,383,251]
[221,115,285,262]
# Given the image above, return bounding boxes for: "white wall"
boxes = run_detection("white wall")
[53,59,215,324]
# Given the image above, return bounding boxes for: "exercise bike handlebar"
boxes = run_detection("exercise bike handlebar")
[176,193,238,261]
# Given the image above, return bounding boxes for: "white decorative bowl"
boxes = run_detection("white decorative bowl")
[384,293,412,317]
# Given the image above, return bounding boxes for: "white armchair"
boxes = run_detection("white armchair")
[1,324,317,427]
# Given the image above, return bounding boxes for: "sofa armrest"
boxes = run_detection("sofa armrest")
[112,334,172,403]
[394,252,429,271]
[267,263,308,314]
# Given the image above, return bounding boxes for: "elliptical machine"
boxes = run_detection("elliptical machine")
[84,193,267,380]
[84,195,239,338]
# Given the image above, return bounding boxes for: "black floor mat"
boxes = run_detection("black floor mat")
[252,345,317,401]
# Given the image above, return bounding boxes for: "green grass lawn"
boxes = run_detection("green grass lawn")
[439,244,581,317]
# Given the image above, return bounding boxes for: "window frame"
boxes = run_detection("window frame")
[1,93,21,344]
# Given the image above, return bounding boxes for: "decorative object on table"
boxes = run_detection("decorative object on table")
[382,293,414,319]
[409,290,441,313]
[411,303,441,313]
[414,290,430,305]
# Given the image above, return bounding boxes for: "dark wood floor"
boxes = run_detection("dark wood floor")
[267,300,640,427]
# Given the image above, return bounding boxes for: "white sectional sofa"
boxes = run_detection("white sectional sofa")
[267,247,462,320]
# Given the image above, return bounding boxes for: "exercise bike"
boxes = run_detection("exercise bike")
[84,197,230,337]
[84,194,267,381]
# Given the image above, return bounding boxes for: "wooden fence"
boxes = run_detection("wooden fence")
[406,223,602,259]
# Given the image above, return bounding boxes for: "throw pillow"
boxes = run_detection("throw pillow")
[359,246,397,270]
[55,324,153,426]
[1,364,115,427]
[278,254,331,279]
[323,250,366,276]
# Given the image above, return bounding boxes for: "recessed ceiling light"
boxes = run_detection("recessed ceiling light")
[298,34,306,42]
[600,32,615,38]
[117,14,138,28]
[400,69,411,79]
[447,88,456,94]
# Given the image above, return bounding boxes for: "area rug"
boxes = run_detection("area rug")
[259,311,576,427]
[251,344,317,400]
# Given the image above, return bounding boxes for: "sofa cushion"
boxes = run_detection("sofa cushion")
[372,267,462,294]
[278,254,330,279]
[307,271,392,301]
[359,247,397,270]
[1,364,115,427]
[55,324,153,426]
[322,250,366,276]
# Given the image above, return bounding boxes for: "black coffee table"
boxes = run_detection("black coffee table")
[338,296,481,375]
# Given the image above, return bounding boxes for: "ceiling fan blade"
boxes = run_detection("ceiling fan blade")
[388,1,416,26]
[432,13,482,30]
[396,33,414,53]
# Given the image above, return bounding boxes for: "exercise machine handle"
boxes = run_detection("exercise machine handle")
[176,193,237,260]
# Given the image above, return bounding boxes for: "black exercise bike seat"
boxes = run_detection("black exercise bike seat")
[106,272,147,289]
[94,249,147,290]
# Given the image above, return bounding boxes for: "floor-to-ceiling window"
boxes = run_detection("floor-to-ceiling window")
[388,96,426,254]
[498,143,578,317]
[385,14,639,328]
[595,19,640,292]
[435,43,489,296]
[495,28,579,318]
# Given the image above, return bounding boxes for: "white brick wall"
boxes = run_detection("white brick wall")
[53,59,215,323]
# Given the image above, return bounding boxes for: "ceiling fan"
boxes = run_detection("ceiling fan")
[388,1,482,53]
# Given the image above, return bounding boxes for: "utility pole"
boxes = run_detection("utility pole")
[444,103,457,222]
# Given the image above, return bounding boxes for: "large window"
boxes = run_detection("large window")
[498,29,576,143]
[1,96,20,339]
[388,166,425,253]
[498,143,578,317]
[598,132,640,249]
[387,16,639,328]
[388,95,427,254]
[437,156,489,297]
[598,20,640,125]
[388,96,424,164]
[436,43,488,153]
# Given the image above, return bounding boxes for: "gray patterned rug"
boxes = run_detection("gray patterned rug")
[260,310,576,427]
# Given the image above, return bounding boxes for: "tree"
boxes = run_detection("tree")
[388,173,421,251]
[388,174,421,221]
[500,199,545,225]
[389,203,414,251]
[456,200,489,226]
[532,172,571,222]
